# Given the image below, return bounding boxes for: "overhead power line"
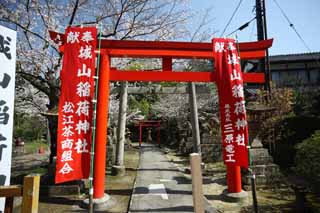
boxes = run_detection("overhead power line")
[272,0,312,53]
[226,17,256,37]
[220,0,244,37]
[272,0,320,66]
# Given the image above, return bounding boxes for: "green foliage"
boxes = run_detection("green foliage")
[272,116,320,167]
[13,112,46,142]
[24,139,49,154]
[295,130,320,183]
[253,84,295,145]
[252,84,320,168]
[129,96,151,117]
[159,82,179,87]
[293,89,320,117]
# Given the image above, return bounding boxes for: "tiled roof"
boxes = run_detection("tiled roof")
[269,52,320,62]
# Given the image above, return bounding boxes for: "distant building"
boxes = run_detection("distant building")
[270,52,320,87]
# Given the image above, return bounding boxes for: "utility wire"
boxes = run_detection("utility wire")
[272,0,313,53]
[226,17,256,37]
[272,0,320,66]
[220,0,244,37]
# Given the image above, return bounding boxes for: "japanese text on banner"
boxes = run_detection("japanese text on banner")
[56,26,97,183]
[0,24,17,212]
[213,38,249,168]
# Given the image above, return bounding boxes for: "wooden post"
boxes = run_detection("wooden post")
[4,196,14,213]
[21,175,40,213]
[190,153,204,213]
[188,83,201,153]
[0,185,22,213]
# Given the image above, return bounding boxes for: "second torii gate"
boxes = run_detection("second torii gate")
[93,38,273,200]
[135,120,161,146]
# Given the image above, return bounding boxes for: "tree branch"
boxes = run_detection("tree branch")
[69,0,80,26]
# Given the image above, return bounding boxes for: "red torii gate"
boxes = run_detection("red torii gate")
[135,120,161,146]
[93,39,273,199]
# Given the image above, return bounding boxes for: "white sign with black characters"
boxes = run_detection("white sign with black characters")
[0,24,16,212]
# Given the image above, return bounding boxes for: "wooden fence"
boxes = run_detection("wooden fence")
[0,175,40,213]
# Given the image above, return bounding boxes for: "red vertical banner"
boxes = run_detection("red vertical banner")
[213,38,249,168]
[56,26,97,183]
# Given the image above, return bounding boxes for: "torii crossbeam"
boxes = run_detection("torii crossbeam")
[93,39,273,199]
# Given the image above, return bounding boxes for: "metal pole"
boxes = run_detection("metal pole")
[88,27,103,213]
[251,172,259,213]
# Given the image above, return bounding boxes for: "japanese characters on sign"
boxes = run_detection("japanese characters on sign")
[213,38,249,168]
[56,27,97,183]
[0,25,17,212]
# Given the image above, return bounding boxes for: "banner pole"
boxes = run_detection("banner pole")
[88,24,103,213]
[236,35,258,210]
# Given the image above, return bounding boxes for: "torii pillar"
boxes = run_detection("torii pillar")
[93,53,110,200]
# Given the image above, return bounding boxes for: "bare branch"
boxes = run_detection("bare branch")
[69,0,80,26]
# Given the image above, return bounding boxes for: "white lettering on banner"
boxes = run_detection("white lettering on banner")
[230,69,241,81]
[225,144,235,153]
[76,100,90,116]
[56,27,97,184]
[223,123,233,133]
[62,102,75,113]
[236,134,245,146]
[234,101,246,115]
[81,31,94,43]
[235,118,247,130]
[214,42,225,53]
[76,81,91,97]
[75,120,90,134]
[59,163,74,174]
[61,138,74,150]
[232,85,244,98]
[224,134,234,143]
[61,150,73,162]
[62,125,74,137]
[74,139,89,153]
[225,154,236,162]
[79,45,92,59]
[67,31,80,44]
[227,53,239,65]
[62,115,74,125]
[77,63,91,77]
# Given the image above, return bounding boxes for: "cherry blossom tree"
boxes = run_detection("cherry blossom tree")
[0,0,192,162]
[0,0,190,111]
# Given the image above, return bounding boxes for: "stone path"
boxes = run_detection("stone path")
[129,144,215,213]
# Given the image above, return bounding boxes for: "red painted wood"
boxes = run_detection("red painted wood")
[101,39,273,52]
[227,165,242,193]
[163,57,172,71]
[240,50,265,59]
[94,54,110,198]
[107,49,265,60]
[110,69,265,83]
[110,70,214,82]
